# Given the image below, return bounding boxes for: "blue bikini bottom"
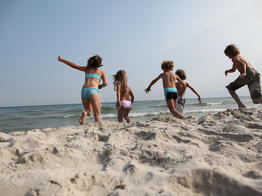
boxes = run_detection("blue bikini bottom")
[81,87,99,100]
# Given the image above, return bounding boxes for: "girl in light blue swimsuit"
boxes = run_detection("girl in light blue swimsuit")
[58,55,108,123]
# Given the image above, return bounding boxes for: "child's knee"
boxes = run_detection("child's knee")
[228,89,235,94]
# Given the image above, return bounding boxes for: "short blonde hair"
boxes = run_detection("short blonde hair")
[161,60,174,71]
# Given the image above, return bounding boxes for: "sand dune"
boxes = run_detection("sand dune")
[0,109,262,196]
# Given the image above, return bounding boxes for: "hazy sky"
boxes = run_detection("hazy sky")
[1,0,262,107]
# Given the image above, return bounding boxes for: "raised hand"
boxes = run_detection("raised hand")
[58,56,64,62]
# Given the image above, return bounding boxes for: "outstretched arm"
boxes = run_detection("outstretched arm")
[187,83,201,104]
[58,56,87,72]
[145,74,162,93]
[98,71,108,89]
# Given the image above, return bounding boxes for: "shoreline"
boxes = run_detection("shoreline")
[0,108,262,195]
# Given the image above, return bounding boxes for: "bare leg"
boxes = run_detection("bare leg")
[82,98,92,115]
[228,90,246,108]
[118,107,125,122]
[90,93,101,122]
[79,98,92,124]
[166,99,185,119]
[79,111,87,125]
[124,108,131,123]
[253,98,262,104]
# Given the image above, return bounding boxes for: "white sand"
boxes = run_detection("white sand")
[0,108,262,196]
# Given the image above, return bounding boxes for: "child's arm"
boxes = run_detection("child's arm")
[58,56,87,72]
[187,83,201,104]
[116,83,121,109]
[130,89,135,103]
[98,71,108,89]
[145,74,162,93]
[225,63,236,76]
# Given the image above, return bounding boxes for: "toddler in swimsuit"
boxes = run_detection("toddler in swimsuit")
[145,60,185,119]
[113,70,135,123]
[175,69,201,113]
[224,44,262,108]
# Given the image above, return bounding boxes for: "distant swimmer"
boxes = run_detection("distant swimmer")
[224,44,262,108]
[58,55,108,123]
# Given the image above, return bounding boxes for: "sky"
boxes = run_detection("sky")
[1,0,262,107]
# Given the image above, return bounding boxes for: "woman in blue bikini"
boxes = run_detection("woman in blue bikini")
[58,55,108,124]
[145,60,185,119]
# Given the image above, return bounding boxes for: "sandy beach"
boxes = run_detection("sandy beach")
[0,108,262,196]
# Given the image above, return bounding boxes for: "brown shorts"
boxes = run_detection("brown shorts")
[226,67,262,103]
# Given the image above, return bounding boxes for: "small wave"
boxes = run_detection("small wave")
[101,112,161,118]
[188,102,223,106]
[130,112,160,117]
[184,108,225,114]
[63,114,79,118]
[206,102,223,106]
[101,114,117,118]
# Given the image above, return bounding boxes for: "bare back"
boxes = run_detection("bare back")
[176,81,188,97]
[232,55,253,74]
[83,68,103,88]
[121,86,132,101]
[161,71,178,89]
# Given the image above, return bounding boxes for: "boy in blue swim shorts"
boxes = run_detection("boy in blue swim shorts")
[145,60,185,119]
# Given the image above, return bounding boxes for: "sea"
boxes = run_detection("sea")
[0,97,261,133]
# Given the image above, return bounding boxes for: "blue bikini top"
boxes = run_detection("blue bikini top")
[85,73,102,81]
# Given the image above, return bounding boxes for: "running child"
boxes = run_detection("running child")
[145,60,185,119]
[58,55,108,123]
[113,70,134,123]
[224,44,262,108]
[175,69,201,113]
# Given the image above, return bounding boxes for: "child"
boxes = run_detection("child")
[224,44,262,108]
[175,69,201,113]
[58,55,108,123]
[145,60,185,119]
[113,70,134,123]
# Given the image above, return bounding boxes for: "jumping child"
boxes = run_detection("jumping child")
[224,44,262,108]
[175,69,201,113]
[145,60,185,119]
[113,70,134,123]
[58,55,108,123]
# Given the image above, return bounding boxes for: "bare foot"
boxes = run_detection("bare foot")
[79,111,87,125]
[238,105,246,109]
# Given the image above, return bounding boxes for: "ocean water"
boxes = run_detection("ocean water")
[0,97,261,133]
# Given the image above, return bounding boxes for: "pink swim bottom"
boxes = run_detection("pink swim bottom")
[120,100,132,109]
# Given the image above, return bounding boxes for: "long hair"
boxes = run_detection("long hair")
[113,70,128,95]
[86,55,103,68]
